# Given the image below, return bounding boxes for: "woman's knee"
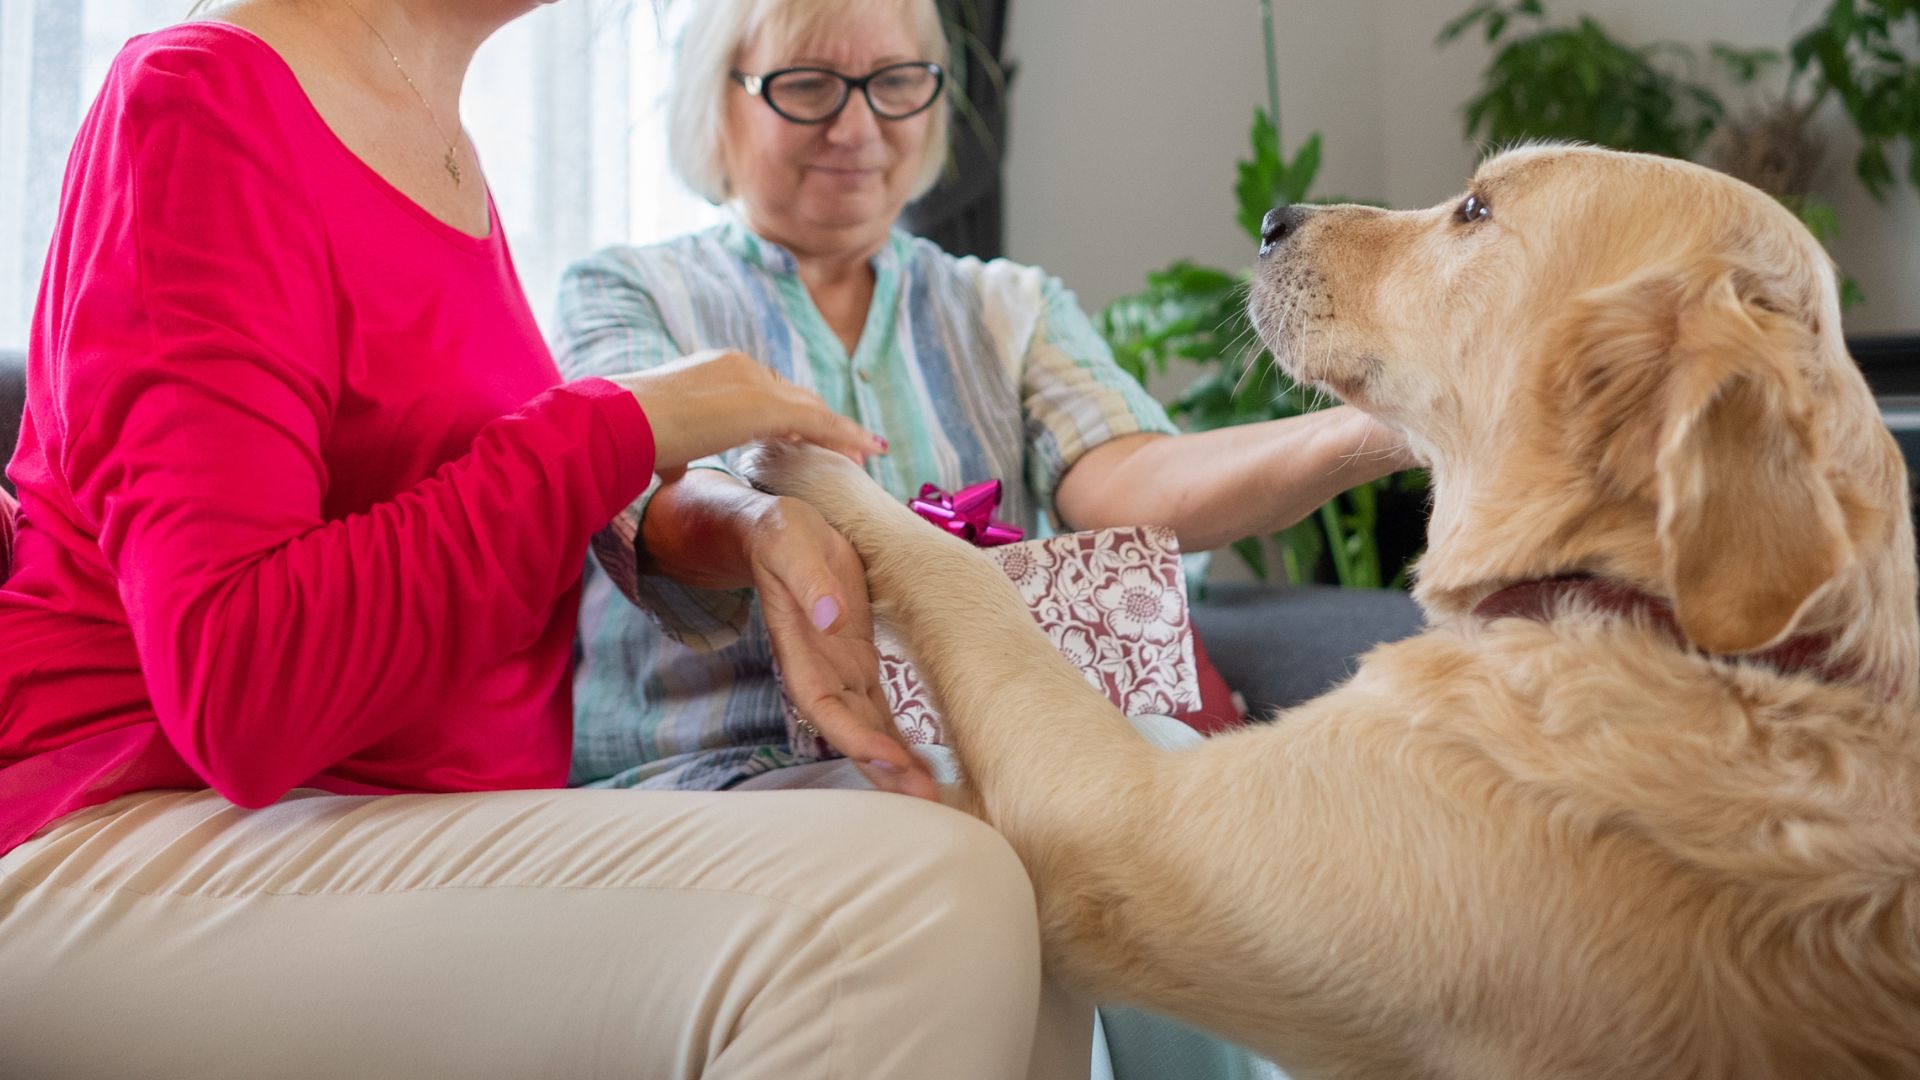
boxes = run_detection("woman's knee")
[832,800,1046,1055]
[830,796,1040,967]
[912,798,1037,922]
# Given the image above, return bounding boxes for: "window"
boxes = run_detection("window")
[0,0,723,348]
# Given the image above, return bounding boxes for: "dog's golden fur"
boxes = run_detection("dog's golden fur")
[744,146,1920,1079]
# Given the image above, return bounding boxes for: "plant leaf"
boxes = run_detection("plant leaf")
[1230,536,1269,582]
[1437,1,1499,46]
[1281,132,1323,204]
[1858,139,1895,199]
[1841,276,1868,307]
[1235,108,1286,239]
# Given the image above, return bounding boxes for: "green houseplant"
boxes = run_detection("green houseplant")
[1097,1,1425,589]
[1443,0,1920,305]
[1439,0,1728,159]
[1787,0,1920,201]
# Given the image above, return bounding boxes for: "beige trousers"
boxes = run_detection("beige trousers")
[0,785,1091,1079]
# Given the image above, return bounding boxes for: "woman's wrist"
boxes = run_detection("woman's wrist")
[1317,407,1414,488]
[738,492,800,565]
[639,471,782,590]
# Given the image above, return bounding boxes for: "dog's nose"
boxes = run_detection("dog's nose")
[1259,206,1307,257]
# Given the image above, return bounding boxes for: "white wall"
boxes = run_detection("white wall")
[1003,0,1385,313]
[1005,0,1920,332]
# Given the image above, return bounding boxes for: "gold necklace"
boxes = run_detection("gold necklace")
[339,0,464,186]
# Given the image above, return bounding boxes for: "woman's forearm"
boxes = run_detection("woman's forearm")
[638,469,777,590]
[1054,407,1410,553]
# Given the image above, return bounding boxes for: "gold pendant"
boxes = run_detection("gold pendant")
[445,148,462,186]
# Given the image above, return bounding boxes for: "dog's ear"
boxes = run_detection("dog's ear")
[1651,267,1849,654]
[1551,262,1849,653]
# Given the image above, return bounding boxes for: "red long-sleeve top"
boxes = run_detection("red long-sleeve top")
[0,23,655,854]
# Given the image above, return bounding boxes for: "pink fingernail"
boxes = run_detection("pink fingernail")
[812,596,840,630]
[874,436,889,452]
[866,758,900,773]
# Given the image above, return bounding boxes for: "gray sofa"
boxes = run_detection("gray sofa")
[1,350,20,500]
[0,347,1425,716]
[1191,581,1421,716]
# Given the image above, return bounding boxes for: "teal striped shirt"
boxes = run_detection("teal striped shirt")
[555,220,1176,790]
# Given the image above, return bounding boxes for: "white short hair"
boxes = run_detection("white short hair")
[665,0,953,205]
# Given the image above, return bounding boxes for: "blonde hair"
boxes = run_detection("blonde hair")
[665,0,952,204]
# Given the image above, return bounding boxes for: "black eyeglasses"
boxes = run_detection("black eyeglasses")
[730,62,945,125]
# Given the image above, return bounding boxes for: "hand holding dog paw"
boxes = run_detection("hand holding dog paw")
[748,497,938,801]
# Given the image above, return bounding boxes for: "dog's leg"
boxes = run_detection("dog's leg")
[752,449,1266,966]
[744,445,1554,1073]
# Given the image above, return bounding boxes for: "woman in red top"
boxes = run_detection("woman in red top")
[0,3,1074,1077]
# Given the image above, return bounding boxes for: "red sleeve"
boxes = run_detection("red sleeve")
[57,36,655,808]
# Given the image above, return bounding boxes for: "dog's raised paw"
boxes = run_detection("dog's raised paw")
[736,440,899,534]
[738,439,847,497]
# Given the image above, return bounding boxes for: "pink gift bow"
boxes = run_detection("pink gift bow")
[908,480,1025,547]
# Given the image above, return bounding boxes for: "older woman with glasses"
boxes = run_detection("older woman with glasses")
[557,0,1409,1075]
[562,0,1411,803]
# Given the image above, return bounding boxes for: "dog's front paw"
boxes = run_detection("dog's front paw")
[737,440,905,536]
[737,439,852,498]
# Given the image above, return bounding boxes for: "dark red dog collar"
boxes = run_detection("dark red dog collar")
[1472,574,1858,685]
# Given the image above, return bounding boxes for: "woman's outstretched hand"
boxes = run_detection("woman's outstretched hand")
[746,496,939,801]
[608,350,886,472]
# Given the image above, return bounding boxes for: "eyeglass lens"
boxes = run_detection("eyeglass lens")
[766,64,940,122]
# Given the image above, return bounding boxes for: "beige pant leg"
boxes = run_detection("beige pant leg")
[0,786,1046,1080]
[737,753,1099,1080]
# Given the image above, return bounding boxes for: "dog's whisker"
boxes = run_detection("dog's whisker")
[1339,444,1402,466]
[1231,353,1257,398]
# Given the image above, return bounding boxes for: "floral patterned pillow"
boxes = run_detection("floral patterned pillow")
[784,526,1204,758]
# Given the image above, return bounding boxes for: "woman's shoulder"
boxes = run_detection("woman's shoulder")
[70,23,323,212]
[567,226,738,284]
[897,233,1057,318]
[83,22,317,169]
[103,22,292,114]
[557,227,746,329]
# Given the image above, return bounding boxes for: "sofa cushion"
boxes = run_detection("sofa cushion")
[1192,582,1426,719]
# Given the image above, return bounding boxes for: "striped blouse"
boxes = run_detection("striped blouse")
[554,220,1176,791]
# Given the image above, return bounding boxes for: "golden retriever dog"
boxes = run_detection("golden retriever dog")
[743,145,1920,1079]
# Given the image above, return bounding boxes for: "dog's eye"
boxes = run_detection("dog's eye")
[1454,194,1491,224]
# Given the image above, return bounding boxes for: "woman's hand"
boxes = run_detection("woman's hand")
[745,496,939,801]
[1327,405,1420,478]
[607,350,886,472]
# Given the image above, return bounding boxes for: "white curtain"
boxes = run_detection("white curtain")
[0,0,723,349]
